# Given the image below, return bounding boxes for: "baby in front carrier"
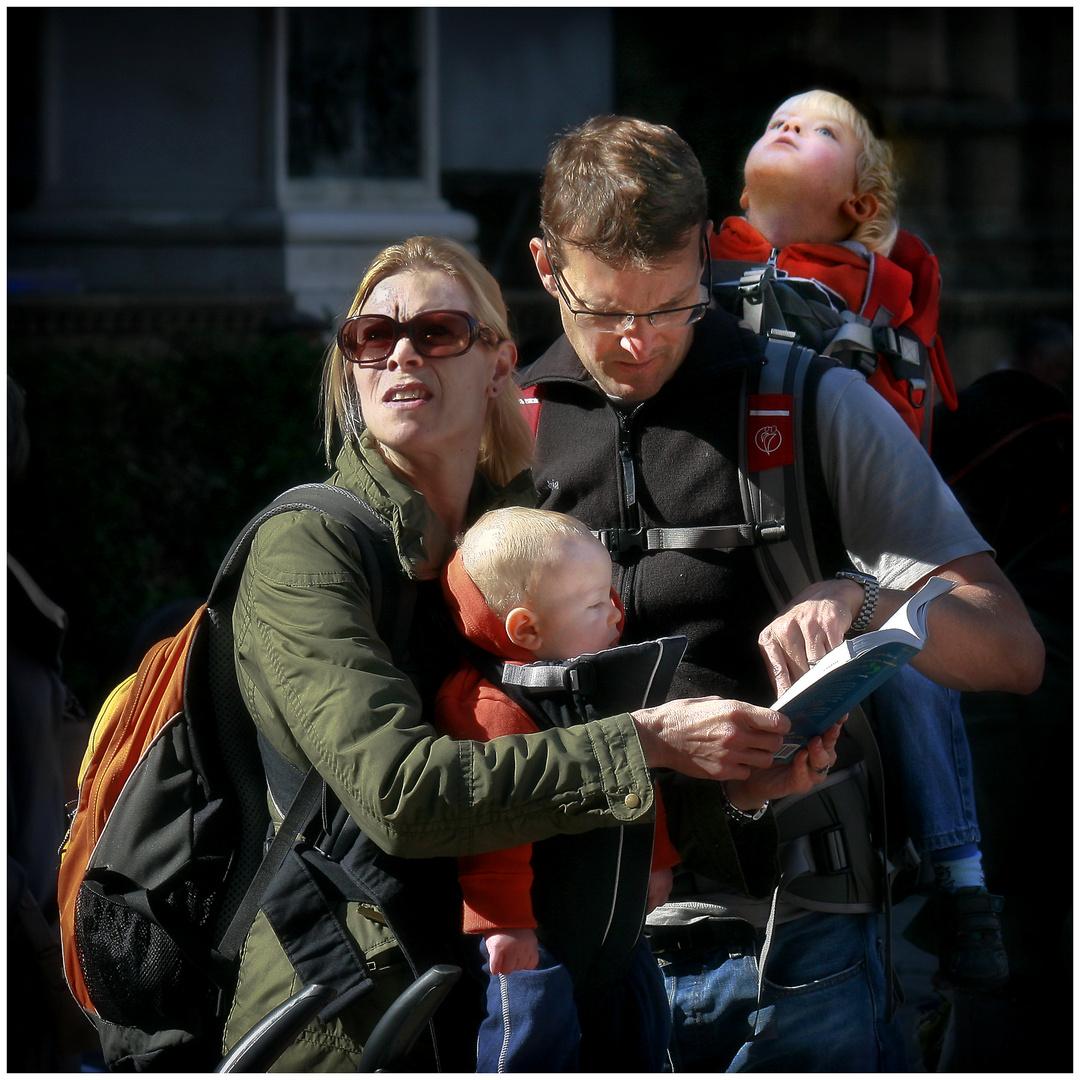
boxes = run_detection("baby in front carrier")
[436,507,678,1071]
[711,88,1007,991]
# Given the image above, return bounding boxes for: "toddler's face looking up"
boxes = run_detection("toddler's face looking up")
[742,104,863,218]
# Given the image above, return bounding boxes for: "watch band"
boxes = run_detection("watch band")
[836,570,879,635]
[720,783,769,823]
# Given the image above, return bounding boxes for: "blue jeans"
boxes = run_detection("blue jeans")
[660,912,908,1072]
[473,935,670,1072]
[872,666,980,853]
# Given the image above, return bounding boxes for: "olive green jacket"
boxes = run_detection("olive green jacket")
[222,435,658,1070]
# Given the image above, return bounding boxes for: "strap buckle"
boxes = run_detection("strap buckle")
[755,520,787,544]
[562,661,595,695]
[811,824,851,875]
[595,527,647,555]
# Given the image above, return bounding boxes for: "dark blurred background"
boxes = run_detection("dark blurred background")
[7,7,1072,713]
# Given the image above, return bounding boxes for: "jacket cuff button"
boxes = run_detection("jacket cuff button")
[624,792,641,809]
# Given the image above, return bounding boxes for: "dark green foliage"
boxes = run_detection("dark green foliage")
[8,333,326,712]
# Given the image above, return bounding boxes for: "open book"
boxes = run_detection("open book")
[771,576,956,763]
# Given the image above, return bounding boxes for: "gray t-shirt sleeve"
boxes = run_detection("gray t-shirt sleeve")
[817,366,991,590]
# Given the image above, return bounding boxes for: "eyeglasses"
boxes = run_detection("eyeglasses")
[337,310,499,367]
[543,236,712,333]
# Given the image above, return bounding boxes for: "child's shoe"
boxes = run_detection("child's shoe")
[936,886,1009,991]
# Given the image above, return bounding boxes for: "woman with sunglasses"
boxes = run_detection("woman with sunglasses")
[221,236,820,1070]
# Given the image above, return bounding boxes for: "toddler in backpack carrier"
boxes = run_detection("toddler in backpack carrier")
[711,88,958,449]
[709,87,1006,993]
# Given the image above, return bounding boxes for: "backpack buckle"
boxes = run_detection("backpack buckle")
[811,824,851,875]
[755,521,787,544]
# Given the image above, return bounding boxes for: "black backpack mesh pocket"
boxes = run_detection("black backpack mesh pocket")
[74,882,215,1029]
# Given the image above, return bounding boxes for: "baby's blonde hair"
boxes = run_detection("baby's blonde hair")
[772,89,899,255]
[459,507,603,617]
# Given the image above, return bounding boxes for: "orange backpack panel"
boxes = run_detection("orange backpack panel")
[58,603,205,1014]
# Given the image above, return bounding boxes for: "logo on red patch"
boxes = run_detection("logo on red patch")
[748,394,794,471]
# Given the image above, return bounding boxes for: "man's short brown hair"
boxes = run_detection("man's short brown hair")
[540,115,708,270]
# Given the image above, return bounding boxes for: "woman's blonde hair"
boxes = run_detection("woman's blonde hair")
[459,507,600,617]
[320,236,534,486]
[772,90,899,255]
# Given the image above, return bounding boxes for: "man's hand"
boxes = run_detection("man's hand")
[725,722,843,810]
[632,697,787,780]
[758,578,863,697]
[758,554,1045,698]
[484,928,540,975]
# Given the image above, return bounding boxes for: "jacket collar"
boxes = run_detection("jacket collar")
[441,549,536,662]
[331,434,535,581]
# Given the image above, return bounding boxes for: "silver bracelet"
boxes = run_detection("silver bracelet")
[836,570,879,636]
[721,783,769,823]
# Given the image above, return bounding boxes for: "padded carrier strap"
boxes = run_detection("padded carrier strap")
[225,485,419,1024]
[208,484,409,967]
[735,340,906,1017]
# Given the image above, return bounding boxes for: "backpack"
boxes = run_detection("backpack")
[710,226,959,448]
[57,483,403,1071]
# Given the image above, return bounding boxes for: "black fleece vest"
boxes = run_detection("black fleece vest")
[523,311,858,893]
[526,311,780,709]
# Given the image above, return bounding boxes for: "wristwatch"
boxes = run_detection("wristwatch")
[836,570,879,636]
[720,783,770,823]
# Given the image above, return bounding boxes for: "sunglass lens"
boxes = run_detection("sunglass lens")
[341,316,396,362]
[412,312,471,356]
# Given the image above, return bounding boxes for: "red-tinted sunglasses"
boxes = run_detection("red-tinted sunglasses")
[337,309,499,367]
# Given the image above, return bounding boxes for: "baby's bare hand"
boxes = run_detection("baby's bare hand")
[484,928,540,975]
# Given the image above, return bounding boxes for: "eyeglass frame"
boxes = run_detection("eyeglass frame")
[541,233,713,333]
[336,309,501,367]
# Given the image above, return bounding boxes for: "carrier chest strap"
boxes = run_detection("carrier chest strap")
[593,520,786,556]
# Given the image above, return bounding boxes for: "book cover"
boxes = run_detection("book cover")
[771,576,956,762]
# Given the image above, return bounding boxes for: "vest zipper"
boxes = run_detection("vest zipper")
[615,407,643,616]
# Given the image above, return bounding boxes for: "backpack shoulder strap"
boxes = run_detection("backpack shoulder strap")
[739,331,826,608]
[211,483,412,963]
[213,482,415,661]
[738,333,898,944]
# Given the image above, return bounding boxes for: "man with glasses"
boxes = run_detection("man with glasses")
[521,115,1043,1071]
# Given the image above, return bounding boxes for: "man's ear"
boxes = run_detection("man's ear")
[842,191,879,225]
[505,607,542,651]
[529,237,559,299]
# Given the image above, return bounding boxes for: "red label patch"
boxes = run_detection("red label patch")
[748,394,794,472]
